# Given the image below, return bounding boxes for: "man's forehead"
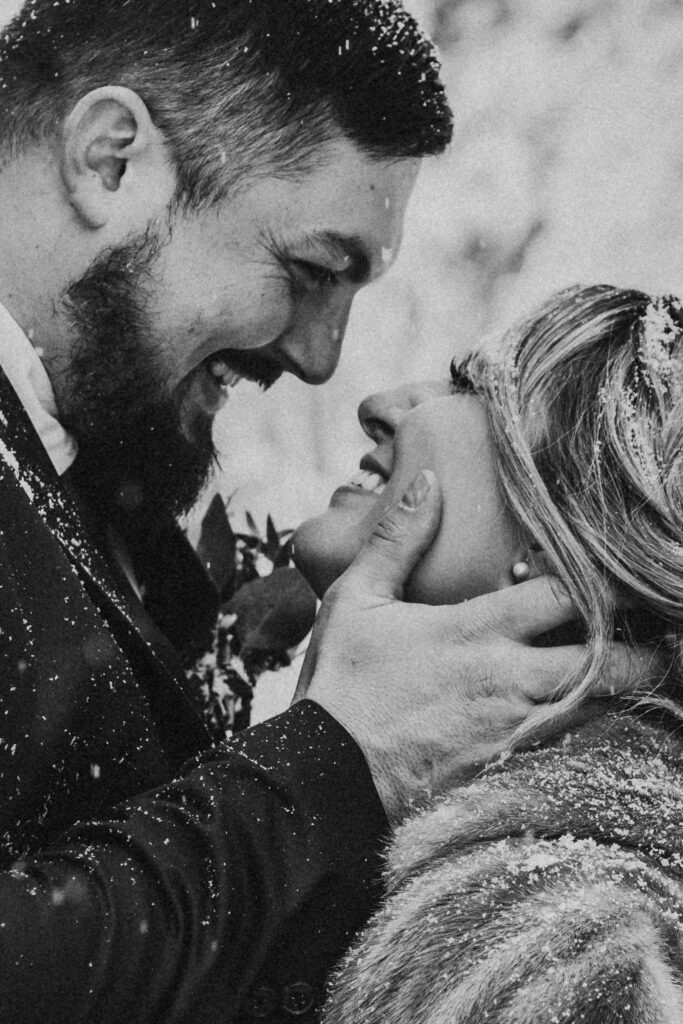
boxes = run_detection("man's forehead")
[281,170,414,279]
[273,145,417,226]
[234,148,417,275]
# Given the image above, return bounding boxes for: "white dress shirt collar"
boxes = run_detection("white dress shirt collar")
[0,302,77,476]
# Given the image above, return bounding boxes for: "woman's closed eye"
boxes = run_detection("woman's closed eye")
[450,356,476,394]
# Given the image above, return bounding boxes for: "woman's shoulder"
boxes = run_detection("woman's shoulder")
[323,712,683,1024]
[388,709,683,889]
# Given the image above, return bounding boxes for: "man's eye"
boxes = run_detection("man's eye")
[290,261,339,291]
[449,356,475,394]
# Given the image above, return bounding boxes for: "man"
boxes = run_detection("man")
[0,0,649,1020]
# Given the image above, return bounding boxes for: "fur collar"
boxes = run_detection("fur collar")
[324,711,683,1023]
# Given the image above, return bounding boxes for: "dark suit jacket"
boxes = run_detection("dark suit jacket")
[0,369,388,1022]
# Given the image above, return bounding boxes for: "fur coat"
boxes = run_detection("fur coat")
[323,709,683,1024]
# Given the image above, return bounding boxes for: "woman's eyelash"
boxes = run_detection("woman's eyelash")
[450,357,476,393]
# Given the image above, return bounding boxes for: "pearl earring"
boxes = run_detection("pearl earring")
[511,561,530,583]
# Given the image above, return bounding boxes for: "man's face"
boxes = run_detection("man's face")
[58,140,419,520]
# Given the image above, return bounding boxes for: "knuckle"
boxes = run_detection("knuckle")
[461,664,499,702]
[369,510,406,547]
[457,614,486,645]
[467,643,524,701]
[475,668,500,701]
[454,598,510,644]
[479,606,518,642]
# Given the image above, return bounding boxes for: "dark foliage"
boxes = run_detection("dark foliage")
[188,496,317,739]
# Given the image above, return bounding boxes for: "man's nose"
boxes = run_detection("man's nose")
[276,295,353,385]
[358,381,443,443]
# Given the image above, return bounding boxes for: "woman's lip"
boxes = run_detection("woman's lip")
[359,452,392,480]
[329,483,384,508]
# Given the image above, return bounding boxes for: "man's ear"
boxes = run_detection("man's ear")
[60,86,175,229]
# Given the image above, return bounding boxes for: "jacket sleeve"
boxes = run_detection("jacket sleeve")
[0,700,388,1024]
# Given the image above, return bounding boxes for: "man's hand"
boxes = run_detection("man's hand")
[293,470,657,820]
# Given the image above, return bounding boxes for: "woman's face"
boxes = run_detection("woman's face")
[293,377,527,603]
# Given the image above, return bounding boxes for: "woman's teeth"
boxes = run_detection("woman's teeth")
[349,469,386,495]
[207,357,242,389]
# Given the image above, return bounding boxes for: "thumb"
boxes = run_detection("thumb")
[345,469,442,600]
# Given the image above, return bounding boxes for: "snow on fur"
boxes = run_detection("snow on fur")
[324,711,683,1023]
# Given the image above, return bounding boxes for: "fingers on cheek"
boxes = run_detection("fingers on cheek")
[368,511,409,548]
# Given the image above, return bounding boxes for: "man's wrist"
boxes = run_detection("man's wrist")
[226,699,390,831]
[293,695,405,820]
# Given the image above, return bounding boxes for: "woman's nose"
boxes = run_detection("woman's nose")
[358,381,441,443]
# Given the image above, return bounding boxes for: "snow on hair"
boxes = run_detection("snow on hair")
[0,0,452,209]
[466,284,683,748]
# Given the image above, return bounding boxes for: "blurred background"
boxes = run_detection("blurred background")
[3,0,683,713]
[3,0,682,531]
[206,0,683,538]
[213,0,683,714]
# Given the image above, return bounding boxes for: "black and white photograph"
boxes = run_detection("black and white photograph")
[0,0,682,1020]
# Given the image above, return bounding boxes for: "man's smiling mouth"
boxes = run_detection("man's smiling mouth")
[177,347,284,438]
[205,347,283,392]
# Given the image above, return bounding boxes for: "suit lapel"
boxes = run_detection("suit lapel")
[0,367,208,727]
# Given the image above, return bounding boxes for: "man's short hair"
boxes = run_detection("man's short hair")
[0,0,453,208]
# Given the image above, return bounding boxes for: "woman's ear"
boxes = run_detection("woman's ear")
[60,86,175,229]
[508,542,550,586]
[509,543,588,646]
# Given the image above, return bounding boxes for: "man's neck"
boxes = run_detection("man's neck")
[0,148,95,376]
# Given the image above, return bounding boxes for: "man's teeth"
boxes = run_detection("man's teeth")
[349,469,386,495]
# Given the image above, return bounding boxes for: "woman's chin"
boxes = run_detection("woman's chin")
[292,512,363,599]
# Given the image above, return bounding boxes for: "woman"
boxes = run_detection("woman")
[293,284,683,1023]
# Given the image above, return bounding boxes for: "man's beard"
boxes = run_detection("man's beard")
[59,227,217,527]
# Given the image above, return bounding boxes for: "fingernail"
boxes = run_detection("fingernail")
[400,470,432,509]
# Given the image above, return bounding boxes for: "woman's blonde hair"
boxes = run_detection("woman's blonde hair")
[466,284,683,746]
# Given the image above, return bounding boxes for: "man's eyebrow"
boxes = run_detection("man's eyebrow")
[292,231,373,284]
